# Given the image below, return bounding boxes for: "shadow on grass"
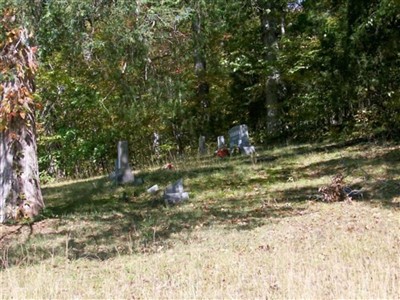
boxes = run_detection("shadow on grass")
[1,140,399,268]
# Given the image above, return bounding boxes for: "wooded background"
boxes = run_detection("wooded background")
[2,0,399,180]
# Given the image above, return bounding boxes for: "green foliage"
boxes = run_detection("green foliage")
[0,8,38,131]
[4,0,396,179]
[276,0,400,140]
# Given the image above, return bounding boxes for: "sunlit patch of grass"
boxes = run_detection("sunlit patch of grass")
[1,140,399,298]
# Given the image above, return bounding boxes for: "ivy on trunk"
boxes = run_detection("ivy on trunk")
[0,9,44,223]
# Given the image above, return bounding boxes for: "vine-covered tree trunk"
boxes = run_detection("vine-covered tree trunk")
[0,9,44,223]
[0,113,43,222]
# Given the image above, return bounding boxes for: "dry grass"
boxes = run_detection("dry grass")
[1,140,400,299]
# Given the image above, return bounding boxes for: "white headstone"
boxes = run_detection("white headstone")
[217,136,225,149]
[147,184,159,194]
[153,132,160,158]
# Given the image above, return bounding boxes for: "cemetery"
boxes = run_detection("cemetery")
[109,125,257,206]
[2,138,399,299]
[1,2,399,298]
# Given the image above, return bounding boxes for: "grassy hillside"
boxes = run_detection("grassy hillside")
[1,141,400,299]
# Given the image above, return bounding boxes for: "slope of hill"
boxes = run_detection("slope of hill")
[1,141,399,298]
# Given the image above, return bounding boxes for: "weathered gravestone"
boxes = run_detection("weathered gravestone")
[147,184,159,194]
[164,178,189,205]
[152,132,160,158]
[115,141,134,184]
[228,124,255,155]
[217,136,226,149]
[198,135,207,155]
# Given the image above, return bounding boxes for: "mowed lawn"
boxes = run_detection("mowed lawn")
[1,141,400,299]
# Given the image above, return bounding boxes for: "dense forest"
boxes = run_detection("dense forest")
[1,0,400,179]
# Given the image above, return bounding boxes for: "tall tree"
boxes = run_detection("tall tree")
[257,0,284,137]
[190,0,210,136]
[0,8,44,222]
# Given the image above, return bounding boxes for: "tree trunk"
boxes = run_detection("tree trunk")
[0,116,44,222]
[0,11,44,223]
[0,131,13,223]
[191,2,210,133]
[257,0,282,137]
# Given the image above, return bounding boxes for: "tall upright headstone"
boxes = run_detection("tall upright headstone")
[217,136,225,149]
[116,141,134,184]
[152,132,160,158]
[198,135,207,155]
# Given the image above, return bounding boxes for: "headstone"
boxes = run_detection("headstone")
[228,124,256,155]
[153,132,160,158]
[198,136,207,155]
[115,141,134,184]
[147,184,159,194]
[164,178,189,205]
[217,136,225,149]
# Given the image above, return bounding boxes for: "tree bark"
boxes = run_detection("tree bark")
[191,2,210,133]
[257,0,282,137]
[0,131,13,223]
[0,11,44,223]
[0,115,44,222]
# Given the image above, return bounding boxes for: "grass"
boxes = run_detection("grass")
[1,140,400,299]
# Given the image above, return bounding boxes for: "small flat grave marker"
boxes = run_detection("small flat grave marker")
[164,178,189,205]
[147,184,159,194]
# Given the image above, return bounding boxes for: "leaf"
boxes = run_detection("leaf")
[19,111,26,119]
